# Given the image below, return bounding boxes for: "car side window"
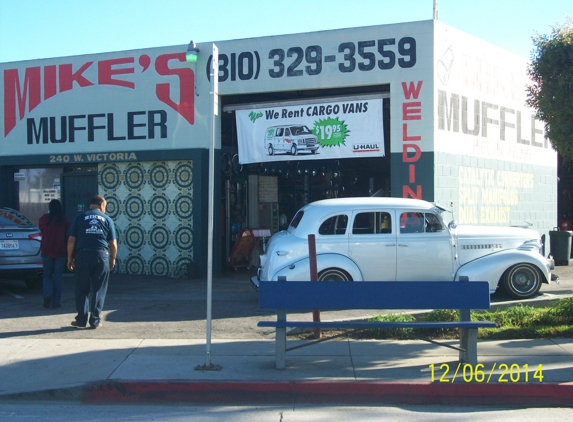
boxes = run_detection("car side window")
[290,211,304,228]
[319,214,348,235]
[400,212,424,233]
[400,212,444,233]
[276,128,283,136]
[378,212,392,233]
[352,212,392,235]
[425,213,444,232]
[285,128,291,136]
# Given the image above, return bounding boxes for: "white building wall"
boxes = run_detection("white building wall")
[433,21,557,236]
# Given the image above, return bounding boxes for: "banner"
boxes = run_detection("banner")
[236,97,384,164]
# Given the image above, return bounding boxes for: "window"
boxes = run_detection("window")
[378,212,392,233]
[425,213,444,232]
[276,128,283,136]
[400,212,424,233]
[319,214,348,235]
[400,212,443,233]
[290,211,304,228]
[352,212,392,234]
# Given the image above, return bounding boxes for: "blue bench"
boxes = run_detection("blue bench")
[258,278,496,369]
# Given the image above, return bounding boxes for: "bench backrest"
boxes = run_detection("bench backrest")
[258,281,491,310]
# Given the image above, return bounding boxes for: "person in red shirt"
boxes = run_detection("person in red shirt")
[39,199,70,309]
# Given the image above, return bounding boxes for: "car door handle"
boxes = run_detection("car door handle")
[385,244,396,247]
[276,250,288,256]
[398,244,408,247]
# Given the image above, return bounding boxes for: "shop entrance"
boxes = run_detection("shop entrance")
[219,86,391,269]
[61,171,98,221]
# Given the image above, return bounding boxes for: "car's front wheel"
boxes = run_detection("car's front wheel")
[317,268,352,282]
[290,145,298,156]
[501,263,542,299]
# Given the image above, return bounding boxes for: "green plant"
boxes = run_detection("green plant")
[424,309,459,322]
[368,313,416,339]
[416,309,460,337]
[527,20,573,159]
[503,304,538,326]
[365,298,573,341]
[536,298,573,325]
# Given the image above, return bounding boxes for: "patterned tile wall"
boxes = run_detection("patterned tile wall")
[99,161,194,277]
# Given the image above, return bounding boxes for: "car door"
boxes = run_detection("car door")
[396,211,454,281]
[274,127,285,151]
[347,210,397,281]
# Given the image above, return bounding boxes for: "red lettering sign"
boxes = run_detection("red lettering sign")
[3,67,41,136]
[155,52,195,125]
[3,51,196,137]
[401,80,424,199]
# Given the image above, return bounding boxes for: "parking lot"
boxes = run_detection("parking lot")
[1,264,572,340]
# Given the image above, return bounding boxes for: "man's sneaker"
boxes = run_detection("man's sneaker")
[71,321,86,328]
[90,322,103,329]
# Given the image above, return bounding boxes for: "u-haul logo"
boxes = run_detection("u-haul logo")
[353,143,380,153]
[3,52,195,139]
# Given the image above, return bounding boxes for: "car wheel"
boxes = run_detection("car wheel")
[501,263,542,299]
[290,145,298,156]
[317,268,352,282]
[268,144,274,155]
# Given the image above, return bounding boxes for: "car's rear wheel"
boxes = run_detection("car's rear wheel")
[268,144,274,155]
[501,263,542,299]
[317,268,352,282]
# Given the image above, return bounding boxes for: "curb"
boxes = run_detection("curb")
[85,380,573,407]
[4,380,570,407]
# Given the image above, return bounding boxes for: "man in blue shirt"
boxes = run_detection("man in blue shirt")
[67,195,118,329]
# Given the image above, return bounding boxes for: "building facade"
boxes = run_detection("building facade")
[0,20,556,277]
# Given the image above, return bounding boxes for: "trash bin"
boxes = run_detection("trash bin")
[549,227,572,266]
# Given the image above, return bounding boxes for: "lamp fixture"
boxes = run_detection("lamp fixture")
[186,40,200,63]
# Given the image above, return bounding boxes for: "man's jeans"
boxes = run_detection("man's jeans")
[42,256,66,308]
[74,249,110,327]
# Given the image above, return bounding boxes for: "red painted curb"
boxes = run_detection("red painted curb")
[84,380,573,407]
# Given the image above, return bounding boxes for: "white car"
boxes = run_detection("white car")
[251,197,553,299]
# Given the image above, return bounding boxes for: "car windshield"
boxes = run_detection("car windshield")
[290,126,311,135]
[0,208,36,228]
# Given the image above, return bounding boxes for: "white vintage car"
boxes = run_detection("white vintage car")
[251,197,553,299]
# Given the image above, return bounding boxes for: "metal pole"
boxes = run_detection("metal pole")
[196,43,220,371]
[308,234,321,339]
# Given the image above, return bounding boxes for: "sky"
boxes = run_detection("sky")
[0,0,571,64]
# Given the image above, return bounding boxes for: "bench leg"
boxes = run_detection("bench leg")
[276,327,286,369]
[276,308,287,369]
[459,327,478,365]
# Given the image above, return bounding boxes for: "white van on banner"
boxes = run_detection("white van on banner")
[235,97,384,164]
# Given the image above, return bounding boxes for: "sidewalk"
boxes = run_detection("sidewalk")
[0,267,572,407]
[1,335,572,406]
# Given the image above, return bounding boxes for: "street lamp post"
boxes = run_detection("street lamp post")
[189,41,221,371]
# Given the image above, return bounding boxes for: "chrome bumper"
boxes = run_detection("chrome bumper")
[250,275,260,291]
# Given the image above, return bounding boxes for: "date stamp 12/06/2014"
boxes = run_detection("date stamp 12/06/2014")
[429,363,544,383]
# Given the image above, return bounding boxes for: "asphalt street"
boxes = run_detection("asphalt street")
[0,263,572,341]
